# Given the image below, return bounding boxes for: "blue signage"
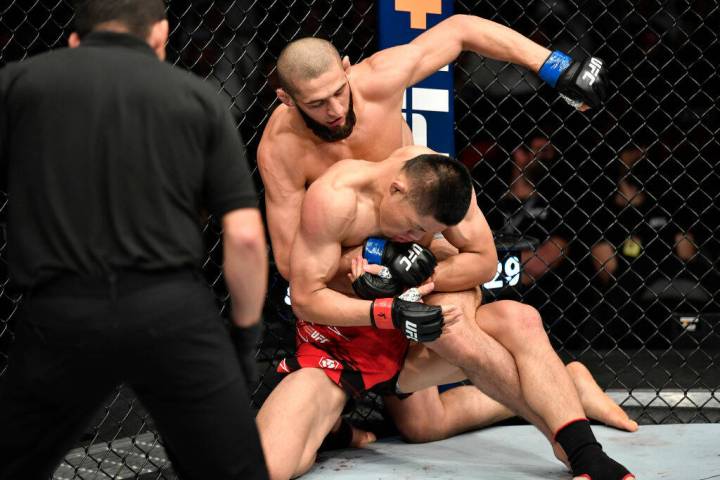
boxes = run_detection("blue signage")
[377,0,455,156]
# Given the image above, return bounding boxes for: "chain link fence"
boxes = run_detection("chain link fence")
[1,1,718,478]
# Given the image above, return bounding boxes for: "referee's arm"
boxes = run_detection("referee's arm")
[223,208,267,327]
[206,99,268,327]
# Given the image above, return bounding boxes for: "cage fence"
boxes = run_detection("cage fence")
[0,1,718,478]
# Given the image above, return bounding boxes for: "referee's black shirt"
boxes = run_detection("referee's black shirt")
[0,31,257,289]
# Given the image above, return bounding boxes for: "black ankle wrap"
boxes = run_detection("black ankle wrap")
[555,419,632,480]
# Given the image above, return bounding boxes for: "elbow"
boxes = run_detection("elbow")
[452,13,477,23]
[447,14,474,43]
[224,224,267,257]
[289,286,311,319]
[274,255,291,281]
[451,14,486,32]
[479,250,499,284]
[448,14,474,25]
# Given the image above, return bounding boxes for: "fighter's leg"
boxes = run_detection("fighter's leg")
[469,299,636,432]
[397,289,556,441]
[384,287,513,442]
[426,238,579,433]
[257,368,347,480]
[384,355,512,444]
[430,233,635,432]
[470,300,633,478]
[451,299,585,433]
[386,341,635,445]
[419,285,635,430]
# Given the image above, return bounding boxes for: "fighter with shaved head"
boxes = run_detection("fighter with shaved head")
[257,13,634,480]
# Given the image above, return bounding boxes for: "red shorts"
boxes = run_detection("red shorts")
[278,319,409,398]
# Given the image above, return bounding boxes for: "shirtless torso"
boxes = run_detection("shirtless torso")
[255,16,634,480]
[258,55,416,279]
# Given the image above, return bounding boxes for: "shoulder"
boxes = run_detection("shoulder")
[301,175,358,238]
[364,44,423,74]
[0,49,61,84]
[167,65,225,106]
[349,47,422,100]
[257,107,312,184]
[0,61,19,90]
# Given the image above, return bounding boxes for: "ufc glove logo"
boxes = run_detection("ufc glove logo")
[371,298,443,342]
[399,243,424,271]
[405,321,419,341]
[581,57,603,85]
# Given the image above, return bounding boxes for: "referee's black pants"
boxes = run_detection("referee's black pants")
[0,270,268,480]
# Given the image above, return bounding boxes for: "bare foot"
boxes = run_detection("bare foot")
[350,425,377,447]
[567,361,639,432]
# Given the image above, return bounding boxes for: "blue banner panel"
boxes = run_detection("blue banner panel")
[377,0,455,156]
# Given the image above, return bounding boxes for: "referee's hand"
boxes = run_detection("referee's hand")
[230,322,262,389]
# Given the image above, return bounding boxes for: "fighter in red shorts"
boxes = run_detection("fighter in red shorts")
[278,318,408,398]
[257,146,634,480]
[257,13,635,458]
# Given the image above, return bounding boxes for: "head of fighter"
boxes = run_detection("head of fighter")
[275,37,356,142]
[68,0,168,60]
[378,154,474,243]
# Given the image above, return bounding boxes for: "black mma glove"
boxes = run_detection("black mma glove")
[230,322,262,388]
[352,267,406,299]
[362,237,436,287]
[538,51,609,109]
[370,297,443,342]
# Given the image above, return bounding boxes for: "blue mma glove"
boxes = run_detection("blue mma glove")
[362,237,436,287]
[539,51,609,109]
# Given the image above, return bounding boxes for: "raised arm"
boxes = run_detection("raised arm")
[407,14,550,87]
[257,136,306,280]
[364,14,606,109]
[364,14,549,94]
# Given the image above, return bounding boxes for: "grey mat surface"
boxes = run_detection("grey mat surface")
[306,424,720,479]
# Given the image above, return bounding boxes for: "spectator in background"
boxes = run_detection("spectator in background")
[590,146,697,286]
[486,135,571,285]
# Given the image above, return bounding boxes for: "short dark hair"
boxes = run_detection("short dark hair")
[73,0,166,39]
[276,37,341,95]
[402,154,473,226]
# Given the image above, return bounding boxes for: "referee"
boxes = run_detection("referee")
[0,1,268,479]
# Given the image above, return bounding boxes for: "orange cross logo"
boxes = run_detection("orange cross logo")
[395,0,442,30]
